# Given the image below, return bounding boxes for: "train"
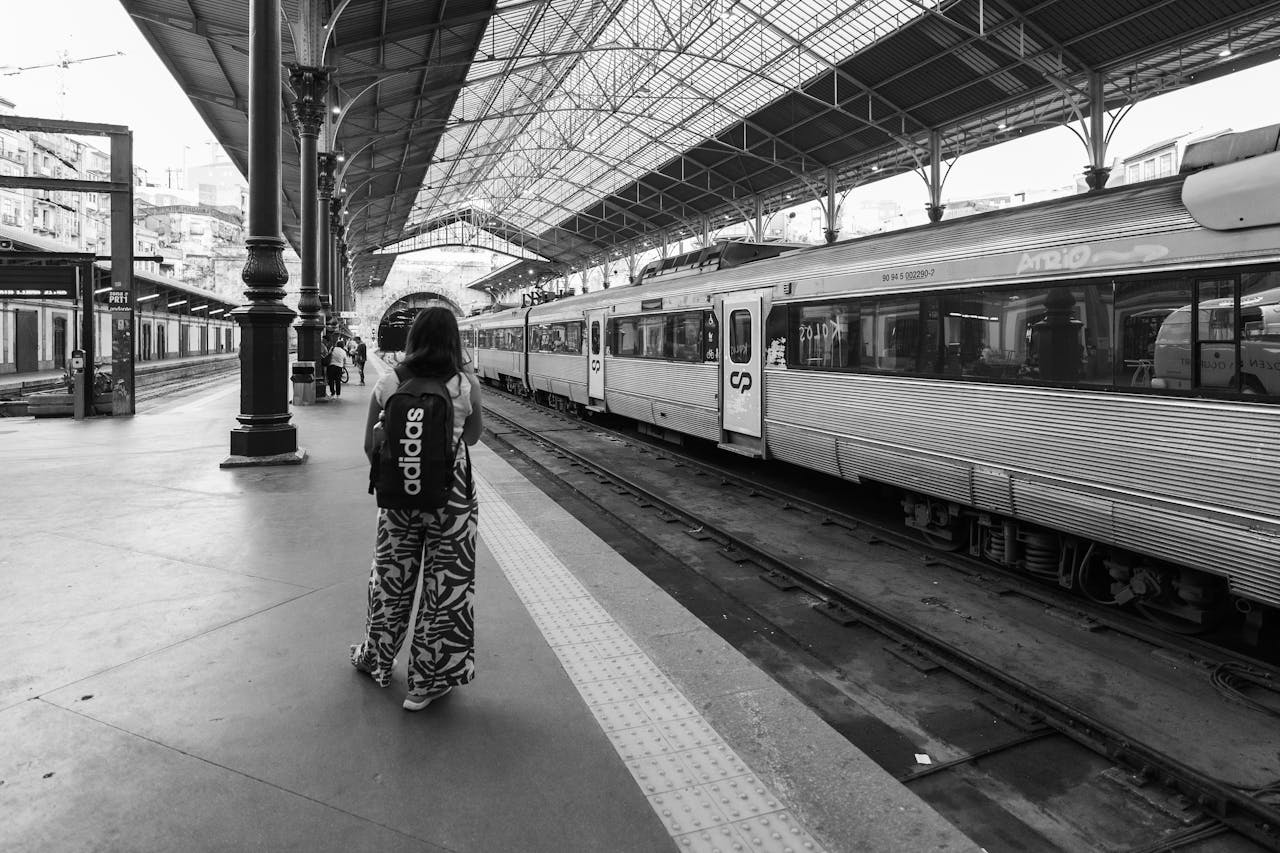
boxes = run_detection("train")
[457,128,1280,648]
[1,229,240,378]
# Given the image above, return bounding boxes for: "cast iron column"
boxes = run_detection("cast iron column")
[315,150,335,395]
[330,198,343,317]
[1084,71,1112,190]
[288,64,328,399]
[318,208,334,333]
[223,0,302,465]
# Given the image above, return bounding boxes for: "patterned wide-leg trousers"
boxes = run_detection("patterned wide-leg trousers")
[352,451,477,693]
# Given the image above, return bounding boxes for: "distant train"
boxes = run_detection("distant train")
[460,129,1280,647]
[0,230,239,377]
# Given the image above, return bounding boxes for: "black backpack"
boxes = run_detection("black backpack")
[369,366,455,509]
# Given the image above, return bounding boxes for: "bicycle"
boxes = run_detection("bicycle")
[340,365,350,384]
[62,365,113,396]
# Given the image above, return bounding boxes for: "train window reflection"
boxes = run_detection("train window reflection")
[673,313,702,362]
[640,315,669,358]
[1195,279,1238,391]
[591,321,600,355]
[867,297,921,372]
[1241,272,1280,394]
[790,301,858,368]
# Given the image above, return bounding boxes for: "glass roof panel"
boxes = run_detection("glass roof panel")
[415,0,949,247]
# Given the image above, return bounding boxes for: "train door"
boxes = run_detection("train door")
[587,309,606,410]
[14,310,38,373]
[719,292,764,456]
[52,316,67,369]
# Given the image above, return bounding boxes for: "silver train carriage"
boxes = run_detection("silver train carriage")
[460,145,1280,639]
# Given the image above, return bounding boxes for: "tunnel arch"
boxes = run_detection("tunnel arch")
[375,291,465,352]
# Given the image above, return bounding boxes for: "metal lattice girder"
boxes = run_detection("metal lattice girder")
[123,0,1280,288]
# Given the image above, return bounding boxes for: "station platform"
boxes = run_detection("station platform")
[0,356,982,853]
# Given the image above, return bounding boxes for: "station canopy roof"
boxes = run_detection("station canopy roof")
[121,0,1280,290]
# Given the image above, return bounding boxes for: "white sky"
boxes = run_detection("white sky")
[3,0,1280,207]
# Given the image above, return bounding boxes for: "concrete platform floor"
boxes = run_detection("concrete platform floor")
[0,359,981,853]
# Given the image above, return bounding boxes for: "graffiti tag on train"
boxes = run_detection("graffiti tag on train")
[881,267,935,283]
[729,370,754,392]
[798,319,841,346]
[1016,243,1170,275]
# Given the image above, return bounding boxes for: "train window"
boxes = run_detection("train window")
[941,291,1006,377]
[639,315,670,358]
[591,320,600,355]
[1118,278,1192,389]
[611,317,641,357]
[785,300,858,369]
[1240,272,1280,395]
[865,297,921,372]
[729,310,751,363]
[1195,279,1237,391]
[672,312,702,362]
[564,322,584,354]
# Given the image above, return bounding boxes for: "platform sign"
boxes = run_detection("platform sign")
[107,290,131,310]
[0,266,77,299]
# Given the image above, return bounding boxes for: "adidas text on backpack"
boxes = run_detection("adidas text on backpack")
[370,366,455,510]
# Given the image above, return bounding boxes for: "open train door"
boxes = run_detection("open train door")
[718,292,764,457]
[586,309,606,411]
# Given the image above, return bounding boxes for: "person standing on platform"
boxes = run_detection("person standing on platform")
[350,307,483,711]
[352,336,368,384]
[327,339,349,397]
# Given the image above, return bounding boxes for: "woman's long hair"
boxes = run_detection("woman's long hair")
[400,307,462,378]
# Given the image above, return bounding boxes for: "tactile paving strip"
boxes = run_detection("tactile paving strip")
[477,474,827,853]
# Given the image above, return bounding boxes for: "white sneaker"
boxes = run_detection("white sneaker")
[403,685,452,711]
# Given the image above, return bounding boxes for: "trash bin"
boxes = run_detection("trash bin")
[292,361,317,405]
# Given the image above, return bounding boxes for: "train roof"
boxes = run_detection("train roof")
[465,149,1280,324]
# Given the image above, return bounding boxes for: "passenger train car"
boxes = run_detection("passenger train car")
[460,132,1280,645]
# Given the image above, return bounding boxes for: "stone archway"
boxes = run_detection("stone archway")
[374,291,465,352]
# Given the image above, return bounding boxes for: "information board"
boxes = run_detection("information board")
[0,266,77,299]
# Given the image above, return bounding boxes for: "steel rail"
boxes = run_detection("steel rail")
[481,398,1280,850]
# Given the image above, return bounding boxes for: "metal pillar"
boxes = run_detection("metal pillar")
[288,64,327,400]
[824,167,840,243]
[316,151,336,396]
[109,131,135,414]
[926,130,946,223]
[329,200,342,318]
[318,207,334,329]
[1084,72,1112,190]
[224,0,303,466]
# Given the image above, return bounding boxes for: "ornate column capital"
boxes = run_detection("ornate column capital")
[287,64,330,136]
[316,151,336,200]
[330,197,344,234]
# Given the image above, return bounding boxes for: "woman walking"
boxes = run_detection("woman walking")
[327,338,349,397]
[349,308,483,710]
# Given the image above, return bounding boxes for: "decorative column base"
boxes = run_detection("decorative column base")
[222,236,303,467]
[1084,165,1112,191]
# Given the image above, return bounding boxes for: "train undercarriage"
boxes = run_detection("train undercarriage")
[482,372,1277,656]
[900,492,1278,655]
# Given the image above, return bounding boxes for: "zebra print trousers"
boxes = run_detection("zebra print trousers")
[351,448,477,694]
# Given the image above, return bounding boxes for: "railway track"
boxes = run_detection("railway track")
[481,389,1280,852]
